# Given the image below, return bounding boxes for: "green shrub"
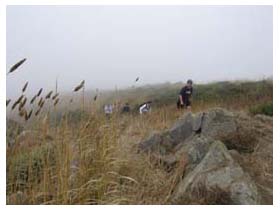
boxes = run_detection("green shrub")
[7,143,56,193]
[249,102,273,116]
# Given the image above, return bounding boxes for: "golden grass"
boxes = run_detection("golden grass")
[7,104,185,204]
[6,90,273,204]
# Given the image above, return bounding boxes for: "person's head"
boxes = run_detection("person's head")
[187,79,193,87]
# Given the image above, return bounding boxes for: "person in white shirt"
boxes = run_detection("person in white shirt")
[139,101,152,114]
[104,104,113,118]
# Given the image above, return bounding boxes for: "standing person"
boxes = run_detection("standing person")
[177,79,193,111]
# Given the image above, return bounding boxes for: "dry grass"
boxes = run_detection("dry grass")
[6,80,273,205]
[7,106,182,204]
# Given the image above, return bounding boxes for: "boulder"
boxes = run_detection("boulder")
[171,141,260,204]
[254,114,273,124]
[201,108,237,140]
[174,135,214,165]
[138,112,204,154]
[230,179,260,205]
[138,108,263,204]
[161,135,214,167]
[138,132,165,153]
[138,108,238,155]
[169,112,195,142]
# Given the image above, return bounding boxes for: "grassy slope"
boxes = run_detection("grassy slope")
[6,79,273,204]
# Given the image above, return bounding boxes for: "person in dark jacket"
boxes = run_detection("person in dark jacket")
[177,79,193,111]
[121,102,130,113]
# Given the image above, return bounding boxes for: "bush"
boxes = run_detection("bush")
[7,143,56,193]
[249,102,273,116]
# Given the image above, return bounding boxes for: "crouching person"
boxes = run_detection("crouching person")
[139,101,152,114]
[104,104,113,119]
[121,102,131,114]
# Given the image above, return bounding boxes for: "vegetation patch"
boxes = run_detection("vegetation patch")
[249,102,273,116]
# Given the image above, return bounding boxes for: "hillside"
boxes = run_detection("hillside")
[6,79,273,204]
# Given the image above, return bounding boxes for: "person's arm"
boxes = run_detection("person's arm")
[179,87,185,105]
[139,104,144,114]
[179,95,184,105]
[189,88,193,102]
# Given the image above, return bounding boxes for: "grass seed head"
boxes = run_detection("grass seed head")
[52,93,59,100]
[11,101,19,110]
[40,100,45,108]
[6,99,11,107]
[30,95,37,104]
[73,80,85,92]
[38,97,43,106]
[19,97,27,109]
[8,58,27,74]
[45,91,53,99]
[54,98,59,106]
[11,95,24,110]
[19,108,27,117]
[27,109,33,120]
[22,82,28,92]
[37,88,43,97]
[15,95,24,104]
[35,108,41,116]
[24,110,29,121]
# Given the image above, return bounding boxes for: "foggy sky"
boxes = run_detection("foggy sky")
[6,5,272,98]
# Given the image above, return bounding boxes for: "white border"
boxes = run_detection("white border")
[1,0,279,209]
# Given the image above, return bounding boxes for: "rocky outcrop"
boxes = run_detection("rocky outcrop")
[171,141,259,204]
[138,108,237,155]
[138,108,270,204]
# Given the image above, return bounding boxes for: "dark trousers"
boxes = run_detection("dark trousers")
[177,99,191,109]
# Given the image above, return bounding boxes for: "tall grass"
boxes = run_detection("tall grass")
[6,79,273,204]
[7,106,183,204]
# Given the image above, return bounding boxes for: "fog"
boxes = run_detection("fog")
[6,5,272,99]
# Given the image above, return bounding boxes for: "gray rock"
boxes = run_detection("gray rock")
[139,108,238,155]
[192,112,205,132]
[137,108,263,204]
[254,114,273,124]
[201,108,237,140]
[138,132,162,153]
[204,165,244,189]
[169,112,195,142]
[175,135,214,164]
[230,179,260,205]
[162,135,214,167]
[171,141,260,204]
[138,112,205,154]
